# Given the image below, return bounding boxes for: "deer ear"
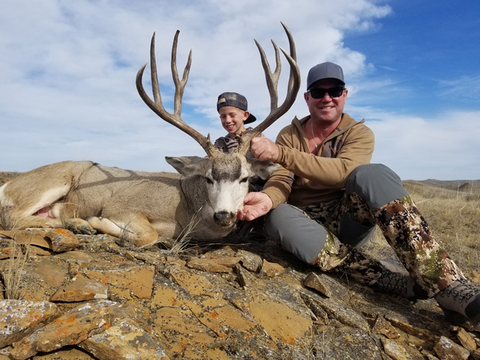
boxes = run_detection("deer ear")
[165,156,208,176]
[246,158,280,180]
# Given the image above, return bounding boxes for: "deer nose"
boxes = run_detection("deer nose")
[214,211,236,227]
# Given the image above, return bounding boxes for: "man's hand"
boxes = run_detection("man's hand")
[250,137,279,162]
[237,192,273,221]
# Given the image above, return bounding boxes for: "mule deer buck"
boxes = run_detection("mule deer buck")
[0,23,300,247]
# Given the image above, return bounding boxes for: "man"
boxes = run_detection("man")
[237,61,480,324]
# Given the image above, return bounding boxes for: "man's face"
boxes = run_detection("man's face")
[304,79,348,125]
[219,106,249,136]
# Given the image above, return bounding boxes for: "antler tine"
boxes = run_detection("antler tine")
[237,23,301,154]
[136,31,218,157]
[282,21,298,94]
[255,38,282,112]
[171,31,192,116]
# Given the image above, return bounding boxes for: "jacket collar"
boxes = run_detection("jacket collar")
[295,113,364,141]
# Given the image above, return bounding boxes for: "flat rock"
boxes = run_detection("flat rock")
[46,229,80,252]
[0,300,59,348]
[10,301,121,360]
[434,335,470,360]
[0,230,51,250]
[50,277,109,302]
[303,271,332,297]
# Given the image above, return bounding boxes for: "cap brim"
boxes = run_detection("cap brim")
[307,78,345,90]
[244,114,256,124]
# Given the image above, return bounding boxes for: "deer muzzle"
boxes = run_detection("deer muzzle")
[213,211,237,227]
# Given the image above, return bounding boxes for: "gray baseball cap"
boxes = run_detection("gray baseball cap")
[306,62,345,90]
[217,92,256,124]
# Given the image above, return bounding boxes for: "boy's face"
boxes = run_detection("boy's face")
[219,106,249,136]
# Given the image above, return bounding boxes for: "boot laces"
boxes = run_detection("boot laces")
[441,279,480,303]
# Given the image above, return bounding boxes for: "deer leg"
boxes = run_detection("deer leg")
[87,216,124,238]
[12,216,63,230]
[87,214,158,247]
[3,212,94,236]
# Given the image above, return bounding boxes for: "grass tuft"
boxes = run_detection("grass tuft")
[140,208,203,255]
[1,239,30,300]
[164,209,202,256]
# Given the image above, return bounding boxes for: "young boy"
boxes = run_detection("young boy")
[214,92,256,153]
[214,92,265,240]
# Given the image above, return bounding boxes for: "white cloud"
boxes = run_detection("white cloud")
[361,109,480,180]
[437,75,480,100]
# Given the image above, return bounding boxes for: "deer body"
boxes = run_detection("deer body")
[0,154,276,246]
[0,23,300,247]
[0,161,185,245]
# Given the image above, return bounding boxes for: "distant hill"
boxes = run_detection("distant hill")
[0,172,21,186]
[406,179,480,195]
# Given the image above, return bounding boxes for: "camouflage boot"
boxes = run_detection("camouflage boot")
[332,250,428,300]
[434,279,480,325]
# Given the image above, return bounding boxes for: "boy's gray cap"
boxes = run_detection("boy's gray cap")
[217,92,256,124]
[306,62,345,90]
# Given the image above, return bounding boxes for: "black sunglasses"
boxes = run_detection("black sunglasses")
[308,87,345,99]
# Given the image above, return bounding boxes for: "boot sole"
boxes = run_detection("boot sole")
[441,307,480,326]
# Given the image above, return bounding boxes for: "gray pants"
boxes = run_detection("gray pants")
[265,164,408,264]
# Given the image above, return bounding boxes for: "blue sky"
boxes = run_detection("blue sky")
[345,1,480,116]
[1,0,479,180]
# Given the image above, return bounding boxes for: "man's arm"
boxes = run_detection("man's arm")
[252,122,374,188]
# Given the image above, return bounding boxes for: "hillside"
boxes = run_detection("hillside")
[0,172,479,359]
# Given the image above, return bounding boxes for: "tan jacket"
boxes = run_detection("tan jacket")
[262,113,374,208]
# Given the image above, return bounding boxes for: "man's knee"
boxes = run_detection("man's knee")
[265,204,309,242]
[346,164,408,209]
[265,204,326,264]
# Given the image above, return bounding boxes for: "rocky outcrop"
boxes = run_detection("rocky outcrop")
[0,228,479,360]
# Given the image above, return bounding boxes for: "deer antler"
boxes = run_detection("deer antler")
[136,31,219,157]
[137,24,300,159]
[237,22,301,155]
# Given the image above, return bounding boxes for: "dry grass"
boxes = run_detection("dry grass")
[363,180,480,281]
[166,209,203,256]
[140,208,203,256]
[0,210,7,231]
[404,181,480,279]
[1,240,30,300]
